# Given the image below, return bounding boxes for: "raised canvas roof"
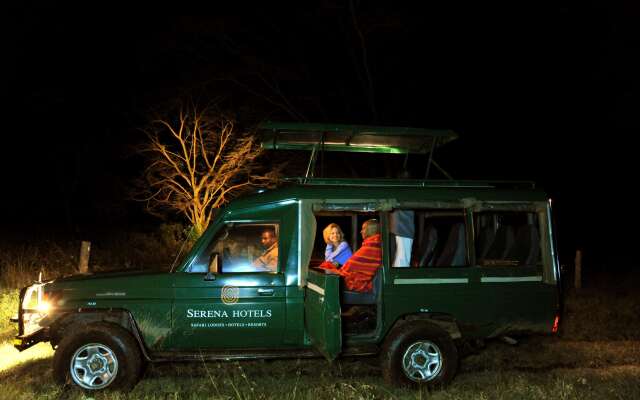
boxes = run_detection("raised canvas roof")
[259,122,457,154]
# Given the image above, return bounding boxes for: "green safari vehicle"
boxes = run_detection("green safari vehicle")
[11,123,561,391]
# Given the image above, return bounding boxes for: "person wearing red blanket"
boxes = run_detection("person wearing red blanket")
[321,219,382,292]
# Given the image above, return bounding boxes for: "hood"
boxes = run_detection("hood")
[46,269,174,296]
[51,269,168,283]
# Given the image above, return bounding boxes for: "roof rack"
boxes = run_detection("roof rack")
[281,177,537,190]
[259,122,458,180]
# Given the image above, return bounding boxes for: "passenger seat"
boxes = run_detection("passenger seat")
[506,224,540,266]
[483,225,515,261]
[416,224,438,267]
[434,223,466,267]
[342,272,381,305]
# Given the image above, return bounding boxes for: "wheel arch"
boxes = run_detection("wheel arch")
[50,309,151,361]
[383,313,462,343]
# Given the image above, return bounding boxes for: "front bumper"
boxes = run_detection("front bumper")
[13,327,49,351]
[12,285,51,351]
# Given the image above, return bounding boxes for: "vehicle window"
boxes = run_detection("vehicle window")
[391,209,468,268]
[188,223,280,273]
[474,211,541,267]
[312,212,380,269]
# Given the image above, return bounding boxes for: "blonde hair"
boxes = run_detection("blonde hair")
[323,223,344,245]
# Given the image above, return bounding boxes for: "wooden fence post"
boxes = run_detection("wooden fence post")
[574,249,582,290]
[78,241,91,273]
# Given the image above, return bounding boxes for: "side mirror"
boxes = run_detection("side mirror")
[205,253,220,281]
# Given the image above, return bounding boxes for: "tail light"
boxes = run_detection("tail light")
[552,314,560,333]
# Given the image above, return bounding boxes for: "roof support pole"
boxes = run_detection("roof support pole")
[424,137,438,179]
[305,145,319,180]
[431,159,454,181]
[320,132,325,178]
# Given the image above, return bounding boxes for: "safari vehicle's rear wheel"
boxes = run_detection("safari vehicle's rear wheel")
[381,322,458,388]
[53,323,142,391]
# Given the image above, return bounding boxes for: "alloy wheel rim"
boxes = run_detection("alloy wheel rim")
[69,343,119,389]
[401,340,443,382]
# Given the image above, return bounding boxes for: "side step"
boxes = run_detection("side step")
[149,345,380,362]
[150,348,321,362]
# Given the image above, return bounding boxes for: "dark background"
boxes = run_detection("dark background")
[4,4,638,270]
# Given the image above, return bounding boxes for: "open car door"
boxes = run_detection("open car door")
[304,269,342,360]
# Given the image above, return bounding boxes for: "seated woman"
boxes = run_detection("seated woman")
[323,223,352,267]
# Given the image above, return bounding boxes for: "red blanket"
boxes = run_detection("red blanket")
[319,233,382,292]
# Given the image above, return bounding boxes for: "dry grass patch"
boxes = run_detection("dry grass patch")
[0,289,19,342]
[463,337,640,373]
[0,342,53,374]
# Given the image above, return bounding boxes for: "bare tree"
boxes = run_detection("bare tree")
[137,105,279,237]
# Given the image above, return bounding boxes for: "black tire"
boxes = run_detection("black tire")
[53,322,142,392]
[381,322,458,388]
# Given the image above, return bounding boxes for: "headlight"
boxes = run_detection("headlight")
[20,283,51,335]
[36,301,51,314]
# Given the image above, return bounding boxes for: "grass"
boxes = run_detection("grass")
[0,344,638,399]
[0,289,19,342]
[561,270,640,341]
[0,236,638,399]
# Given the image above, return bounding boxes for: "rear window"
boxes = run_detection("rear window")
[474,211,541,267]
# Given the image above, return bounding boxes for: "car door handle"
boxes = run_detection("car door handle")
[257,288,274,296]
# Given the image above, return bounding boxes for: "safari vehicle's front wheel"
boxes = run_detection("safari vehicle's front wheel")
[381,322,458,388]
[53,323,141,391]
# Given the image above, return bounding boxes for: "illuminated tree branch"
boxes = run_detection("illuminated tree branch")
[136,105,279,236]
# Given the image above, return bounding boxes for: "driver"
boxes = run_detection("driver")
[252,227,278,271]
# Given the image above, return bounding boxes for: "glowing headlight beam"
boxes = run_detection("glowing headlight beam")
[36,301,51,314]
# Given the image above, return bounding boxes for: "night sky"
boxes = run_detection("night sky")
[5,4,638,268]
